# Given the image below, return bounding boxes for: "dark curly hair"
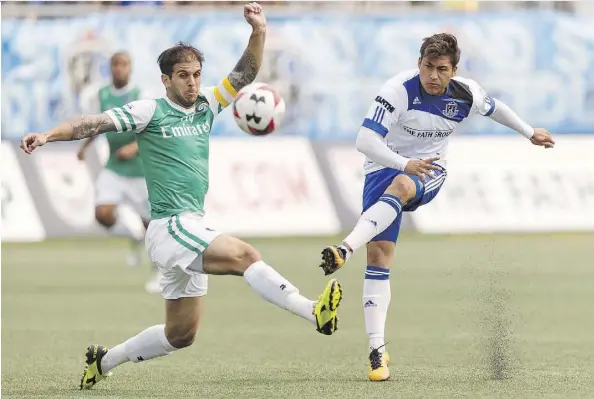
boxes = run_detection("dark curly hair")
[420,33,461,68]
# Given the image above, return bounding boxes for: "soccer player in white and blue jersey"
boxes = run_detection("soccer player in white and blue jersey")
[318,33,555,381]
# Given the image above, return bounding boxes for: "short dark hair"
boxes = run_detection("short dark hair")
[157,42,205,77]
[110,51,130,64]
[420,33,461,68]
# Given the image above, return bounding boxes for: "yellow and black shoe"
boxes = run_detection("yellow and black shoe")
[319,245,348,276]
[313,279,343,335]
[368,346,390,382]
[79,344,111,390]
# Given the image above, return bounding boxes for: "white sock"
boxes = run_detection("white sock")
[343,195,403,253]
[363,266,391,353]
[244,261,316,324]
[100,324,176,373]
[109,204,145,241]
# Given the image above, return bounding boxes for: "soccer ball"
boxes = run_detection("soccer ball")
[232,82,286,136]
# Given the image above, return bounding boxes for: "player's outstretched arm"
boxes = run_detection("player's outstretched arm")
[488,99,555,148]
[21,113,116,155]
[462,77,555,149]
[227,2,266,92]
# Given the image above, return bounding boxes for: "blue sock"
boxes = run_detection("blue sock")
[378,194,403,214]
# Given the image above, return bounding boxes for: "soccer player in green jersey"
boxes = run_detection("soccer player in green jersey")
[21,3,342,390]
[77,52,157,291]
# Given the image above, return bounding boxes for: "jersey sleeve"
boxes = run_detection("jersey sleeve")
[104,99,157,134]
[361,80,407,137]
[199,76,238,118]
[461,78,496,117]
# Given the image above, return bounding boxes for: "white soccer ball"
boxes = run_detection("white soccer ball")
[232,82,286,136]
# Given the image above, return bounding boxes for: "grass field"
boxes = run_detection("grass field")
[2,233,594,398]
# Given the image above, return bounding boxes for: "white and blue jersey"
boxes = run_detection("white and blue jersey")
[362,69,495,174]
[360,69,495,242]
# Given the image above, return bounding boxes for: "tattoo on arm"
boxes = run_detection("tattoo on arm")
[70,114,116,140]
[228,29,265,91]
[228,49,259,91]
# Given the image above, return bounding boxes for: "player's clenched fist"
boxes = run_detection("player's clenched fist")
[404,156,440,182]
[244,2,266,29]
[20,133,47,155]
[530,128,555,149]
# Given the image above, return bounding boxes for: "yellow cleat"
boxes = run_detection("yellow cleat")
[313,279,343,335]
[319,246,347,276]
[368,348,390,382]
[79,344,111,390]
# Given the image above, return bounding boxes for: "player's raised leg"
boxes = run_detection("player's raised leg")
[80,212,342,390]
[320,170,420,276]
[81,273,341,390]
[203,235,342,335]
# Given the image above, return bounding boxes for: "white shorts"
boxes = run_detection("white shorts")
[95,169,150,220]
[145,212,221,300]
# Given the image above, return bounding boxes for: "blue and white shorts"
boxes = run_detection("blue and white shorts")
[362,165,447,242]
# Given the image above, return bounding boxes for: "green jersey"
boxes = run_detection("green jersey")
[104,84,232,220]
[98,84,144,177]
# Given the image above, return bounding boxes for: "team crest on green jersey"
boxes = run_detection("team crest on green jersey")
[196,101,209,113]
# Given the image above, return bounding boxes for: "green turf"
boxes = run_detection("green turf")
[2,233,594,398]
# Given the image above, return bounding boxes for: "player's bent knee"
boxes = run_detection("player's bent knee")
[164,297,202,349]
[165,317,200,349]
[165,326,197,349]
[203,235,263,276]
[386,175,416,202]
[94,206,116,227]
[366,241,395,269]
[230,242,261,273]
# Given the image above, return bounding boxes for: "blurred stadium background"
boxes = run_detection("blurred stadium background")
[2,1,594,398]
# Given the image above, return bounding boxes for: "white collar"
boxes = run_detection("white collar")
[110,83,134,95]
[164,96,194,114]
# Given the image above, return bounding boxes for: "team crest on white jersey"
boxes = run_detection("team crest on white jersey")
[442,101,458,118]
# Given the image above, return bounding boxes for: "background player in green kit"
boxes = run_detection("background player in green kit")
[20,2,343,390]
[77,52,153,282]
